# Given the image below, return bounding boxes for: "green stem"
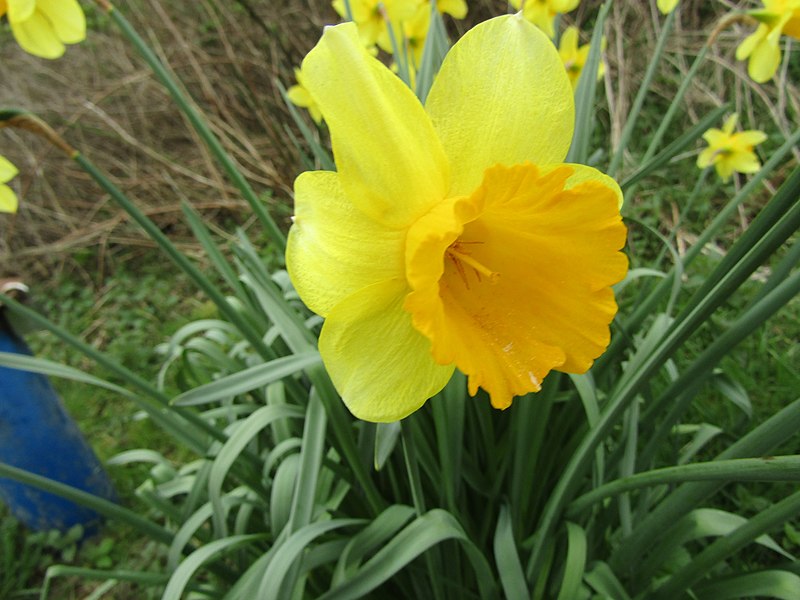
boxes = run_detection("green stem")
[96,1,286,254]
[566,0,612,164]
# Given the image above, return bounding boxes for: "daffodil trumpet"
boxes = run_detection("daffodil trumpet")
[287,14,628,422]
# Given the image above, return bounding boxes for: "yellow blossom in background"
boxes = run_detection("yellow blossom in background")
[558,26,605,90]
[378,1,431,67]
[736,0,800,82]
[287,67,323,124]
[332,0,422,47]
[0,156,20,214]
[696,114,767,181]
[0,0,85,59]
[657,0,679,14]
[286,15,627,422]
[437,0,467,19]
[509,0,580,38]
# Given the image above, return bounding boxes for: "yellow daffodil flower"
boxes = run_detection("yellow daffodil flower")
[657,0,679,14]
[736,0,800,83]
[286,14,627,422]
[508,0,580,38]
[0,156,20,214]
[287,67,323,124]
[696,114,767,182]
[0,0,86,59]
[332,0,423,47]
[558,26,605,90]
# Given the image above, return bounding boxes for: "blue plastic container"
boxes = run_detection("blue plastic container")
[0,324,115,532]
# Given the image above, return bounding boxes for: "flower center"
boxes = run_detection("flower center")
[445,240,498,287]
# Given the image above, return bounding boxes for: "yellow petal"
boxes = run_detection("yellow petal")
[734,130,768,147]
[784,15,800,39]
[425,14,574,197]
[7,0,35,21]
[728,150,761,174]
[539,162,624,208]
[36,0,85,44]
[300,21,448,228]
[559,25,579,54]
[696,146,718,169]
[0,156,19,183]
[702,128,727,147]
[0,185,18,213]
[319,279,454,422]
[286,84,312,108]
[748,36,781,82]
[715,159,735,182]
[522,4,556,38]
[736,24,766,60]
[551,0,580,12]
[405,163,627,409]
[721,113,738,135]
[437,0,467,19]
[9,10,64,58]
[286,171,405,317]
[657,0,679,14]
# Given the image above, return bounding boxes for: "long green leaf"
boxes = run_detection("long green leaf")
[172,351,320,406]
[494,505,529,600]
[162,534,266,600]
[566,0,612,164]
[0,352,135,399]
[569,457,800,515]
[693,570,800,600]
[652,491,800,599]
[208,405,304,536]
[556,522,588,600]
[259,520,366,600]
[0,462,172,545]
[319,510,496,600]
[332,505,416,586]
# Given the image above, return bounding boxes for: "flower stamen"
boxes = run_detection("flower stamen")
[446,242,498,285]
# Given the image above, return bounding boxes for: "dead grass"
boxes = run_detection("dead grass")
[0,0,341,279]
[1,0,797,280]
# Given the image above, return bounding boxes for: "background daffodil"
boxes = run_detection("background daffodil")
[0,156,20,214]
[286,14,628,423]
[657,0,679,14]
[0,0,86,59]
[736,0,800,82]
[332,0,422,48]
[696,113,767,181]
[508,0,580,38]
[558,25,606,90]
[287,66,323,124]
